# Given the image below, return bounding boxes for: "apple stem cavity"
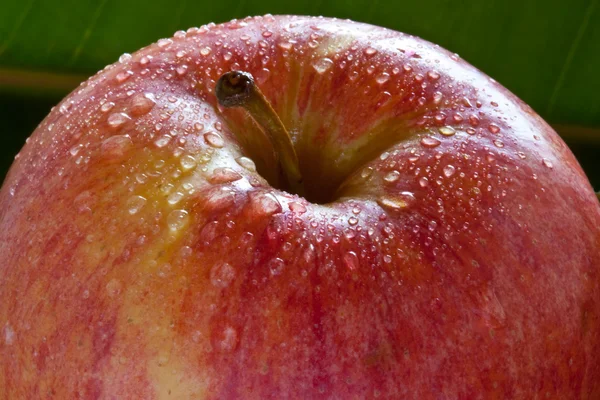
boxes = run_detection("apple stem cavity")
[215,71,305,196]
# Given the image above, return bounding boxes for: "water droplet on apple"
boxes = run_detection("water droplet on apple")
[69,143,84,156]
[115,70,133,83]
[210,262,236,288]
[209,167,242,184]
[269,258,285,276]
[154,135,172,148]
[438,126,456,136]
[542,158,553,169]
[443,165,456,177]
[100,134,132,159]
[167,209,189,232]
[204,132,224,148]
[106,279,122,297]
[119,53,132,63]
[107,112,131,129]
[375,72,390,85]
[204,187,236,211]
[250,192,282,217]
[343,251,359,271]
[129,93,156,115]
[236,156,256,171]
[384,170,400,183]
[421,136,441,148]
[427,70,440,80]
[361,167,374,179]
[101,101,115,112]
[180,155,197,171]
[378,192,415,211]
[157,38,173,48]
[348,216,359,226]
[127,195,147,215]
[200,46,212,56]
[289,201,307,214]
[312,58,334,74]
[218,326,238,352]
[493,139,504,148]
[167,191,185,205]
[419,177,429,187]
[364,47,377,56]
[256,68,271,84]
[4,323,15,345]
[469,115,480,126]
[488,124,500,134]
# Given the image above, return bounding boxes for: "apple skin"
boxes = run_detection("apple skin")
[1,14,600,399]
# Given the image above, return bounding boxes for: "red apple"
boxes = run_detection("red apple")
[1,15,599,399]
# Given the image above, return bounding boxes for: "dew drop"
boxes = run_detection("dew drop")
[167,209,189,232]
[421,136,441,148]
[180,155,197,171]
[419,177,429,187]
[157,38,173,48]
[106,279,122,297]
[219,326,238,352]
[384,170,400,183]
[204,132,224,148]
[236,156,256,172]
[127,195,147,215]
[115,70,133,83]
[348,216,359,226]
[427,70,440,80]
[107,112,131,129]
[154,135,172,148]
[438,126,456,136]
[251,192,282,217]
[119,53,132,63]
[209,167,243,184]
[100,101,115,113]
[256,68,270,84]
[361,167,374,179]
[289,201,307,214]
[488,124,500,134]
[167,191,185,205]
[312,58,334,74]
[69,143,84,156]
[130,93,156,116]
[200,46,212,56]
[210,262,236,288]
[443,165,456,178]
[493,139,504,148]
[364,47,377,56]
[375,72,390,85]
[4,323,15,345]
[378,192,415,211]
[266,257,285,276]
[542,158,553,169]
[343,251,359,271]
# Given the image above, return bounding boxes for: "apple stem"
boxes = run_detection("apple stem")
[215,71,304,196]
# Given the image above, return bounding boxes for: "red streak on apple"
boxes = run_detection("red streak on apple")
[1,15,599,399]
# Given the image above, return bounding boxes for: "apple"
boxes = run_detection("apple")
[1,14,599,399]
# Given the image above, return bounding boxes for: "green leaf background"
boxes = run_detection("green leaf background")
[1,0,599,188]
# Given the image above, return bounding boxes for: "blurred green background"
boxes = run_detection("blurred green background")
[1,0,599,189]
